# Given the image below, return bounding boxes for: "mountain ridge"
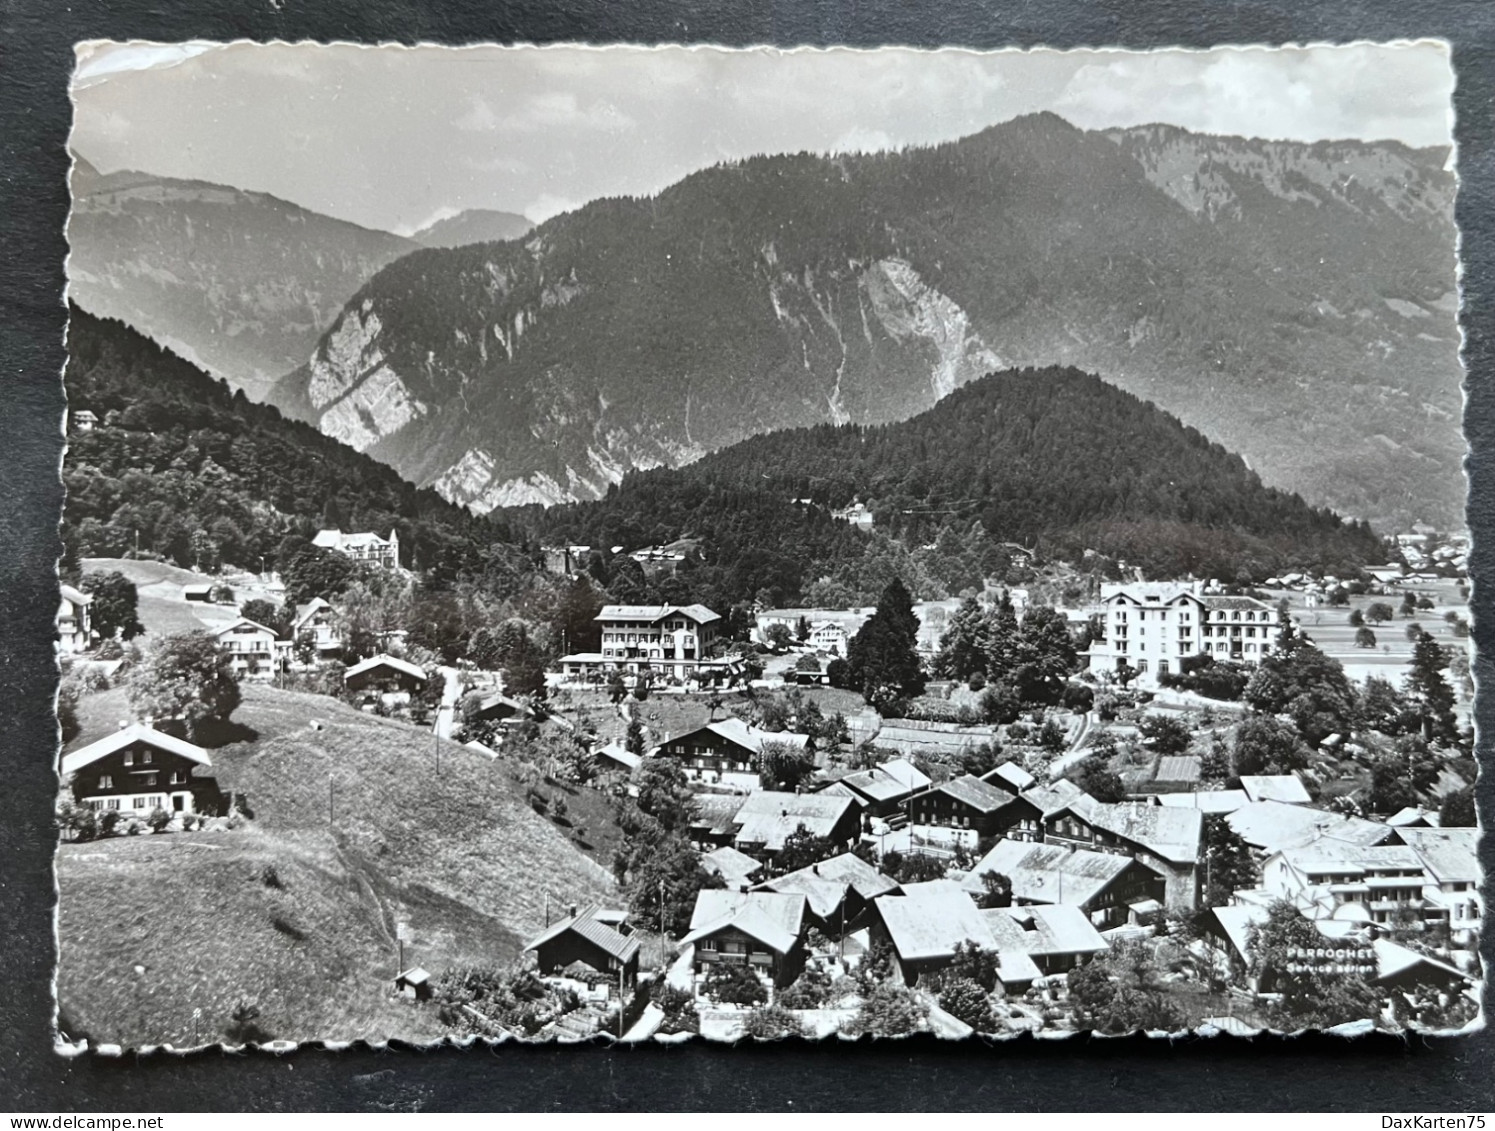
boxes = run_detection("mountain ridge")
[511,365,1384,606]
[239,113,1462,530]
[67,162,420,401]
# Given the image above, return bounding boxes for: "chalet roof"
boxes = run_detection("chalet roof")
[313,528,392,550]
[1210,903,1269,962]
[213,617,277,637]
[344,653,428,682]
[682,717,809,757]
[682,890,806,954]
[758,852,899,915]
[1103,582,1200,606]
[61,723,213,775]
[983,905,1109,960]
[595,741,641,772]
[732,791,856,852]
[920,775,1016,814]
[691,793,747,835]
[1239,774,1313,805]
[986,761,1035,793]
[596,604,719,625]
[1272,842,1425,877]
[1390,827,1479,886]
[1201,595,1273,611]
[837,758,931,804]
[1226,801,1393,854]
[1373,939,1472,986]
[960,840,1135,908]
[1023,779,1087,818]
[1154,790,1249,815]
[524,903,640,964]
[875,882,996,963]
[292,597,333,628]
[701,846,764,884]
[58,584,91,607]
[395,967,430,986]
[1065,797,1204,864]
[1385,806,1440,828]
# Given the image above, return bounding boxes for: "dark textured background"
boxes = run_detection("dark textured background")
[2,0,1492,1112]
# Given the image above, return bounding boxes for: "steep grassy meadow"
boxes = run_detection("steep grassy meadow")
[56,684,615,1047]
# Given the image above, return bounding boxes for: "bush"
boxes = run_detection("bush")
[778,965,832,1010]
[846,984,927,1037]
[742,1003,807,1039]
[146,807,172,833]
[703,962,768,1006]
[938,977,997,1032]
[651,982,700,1034]
[98,809,122,837]
[124,819,143,836]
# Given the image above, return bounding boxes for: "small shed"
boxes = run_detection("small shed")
[394,967,432,1001]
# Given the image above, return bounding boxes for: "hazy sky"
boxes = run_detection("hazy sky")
[70,41,1455,235]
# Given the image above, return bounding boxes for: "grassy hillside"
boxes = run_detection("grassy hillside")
[57,683,615,1047]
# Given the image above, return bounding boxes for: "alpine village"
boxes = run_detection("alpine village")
[55,111,1479,1047]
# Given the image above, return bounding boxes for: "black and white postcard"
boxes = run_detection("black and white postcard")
[55,41,1480,1049]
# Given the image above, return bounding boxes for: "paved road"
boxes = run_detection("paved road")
[434,665,461,739]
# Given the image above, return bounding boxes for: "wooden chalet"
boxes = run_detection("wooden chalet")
[344,653,428,695]
[682,890,809,990]
[908,774,1039,848]
[524,904,640,987]
[62,723,221,816]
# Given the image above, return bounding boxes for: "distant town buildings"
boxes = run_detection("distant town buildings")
[313,527,401,570]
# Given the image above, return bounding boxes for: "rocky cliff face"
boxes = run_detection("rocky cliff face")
[66,160,417,401]
[272,114,1463,530]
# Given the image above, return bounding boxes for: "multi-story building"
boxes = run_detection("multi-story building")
[312,527,401,570]
[213,617,281,679]
[556,604,742,685]
[1261,842,1431,927]
[290,597,342,661]
[654,717,811,791]
[1086,581,1285,684]
[63,724,215,816]
[56,584,93,653]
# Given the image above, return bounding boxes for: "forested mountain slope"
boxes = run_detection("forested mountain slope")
[66,159,419,401]
[271,112,1461,530]
[63,307,529,589]
[513,367,1384,605]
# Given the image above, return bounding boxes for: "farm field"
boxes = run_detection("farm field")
[57,682,617,1047]
[1269,581,1470,687]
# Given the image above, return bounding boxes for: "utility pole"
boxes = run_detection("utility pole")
[328,775,333,825]
[659,879,667,940]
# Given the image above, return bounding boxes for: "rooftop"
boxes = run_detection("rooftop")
[875,882,996,962]
[596,604,719,625]
[524,903,641,964]
[344,653,427,682]
[682,890,807,954]
[732,791,857,852]
[1154,790,1250,815]
[701,846,764,884]
[922,774,1017,814]
[1239,774,1313,805]
[983,905,1109,960]
[61,723,213,776]
[1392,827,1479,885]
[758,851,900,915]
[1227,801,1392,854]
[961,840,1136,907]
[1066,796,1203,864]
